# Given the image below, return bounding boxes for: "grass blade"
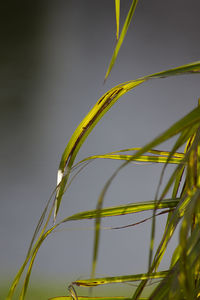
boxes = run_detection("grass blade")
[115,0,120,40]
[105,0,139,81]
[9,62,200,299]
[55,79,144,220]
[65,198,179,221]
[148,126,198,272]
[76,153,183,165]
[56,61,200,220]
[73,271,168,287]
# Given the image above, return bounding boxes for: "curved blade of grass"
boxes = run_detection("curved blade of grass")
[179,211,194,299]
[8,197,176,300]
[16,64,199,297]
[73,148,184,170]
[6,196,56,300]
[91,137,183,283]
[64,198,179,221]
[89,115,200,300]
[147,134,200,281]
[18,201,57,300]
[158,126,200,206]
[115,0,120,40]
[154,125,197,201]
[152,189,200,272]
[91,104,200,284]
[7,92,199,299]
[14,171,197,299]
[91,167,121,279]
[55,79,144,220]
[19,224,57,300]
[73,271,168,287]
[148,126,198,273]
[131,193,192,300]
[56,61,200,220]
[149,203,200,300]
[105,0,139,81]
[151,178,200,274]
[158,132,197,204]
[94,107,200,282]
[6,197,177,300]
[160,136,193,268]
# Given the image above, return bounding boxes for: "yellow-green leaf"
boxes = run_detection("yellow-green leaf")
[73,271,168,287]
[65,198,179,221]
[56,61,200,220]
[77,153,183,165]
[105,0,139,80]
[115,0,120,40]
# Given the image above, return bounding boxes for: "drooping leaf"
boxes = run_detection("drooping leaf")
[56,61,200,220]
[91,104,200,287]
[7,61,200,300]
[55,79,144,220]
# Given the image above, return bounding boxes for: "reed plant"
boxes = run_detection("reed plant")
[7,1,200,299]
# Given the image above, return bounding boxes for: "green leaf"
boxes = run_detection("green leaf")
[91,169,121,279]
[76,153,183,165]
[73,148,184,170]
[105,0,139,80]
[6,202,55,300]
[115,0,120,40]
[8,61,200,299]
[89,105,200,289]
[65,198,179,221]
[73,271,168,287]
[56,61,200,220]
[148,126,198,272]
[149,198,200,300]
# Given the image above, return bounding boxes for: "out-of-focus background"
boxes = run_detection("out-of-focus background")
[1,0,200,298]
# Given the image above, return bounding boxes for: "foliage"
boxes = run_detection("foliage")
[7,1,200,300]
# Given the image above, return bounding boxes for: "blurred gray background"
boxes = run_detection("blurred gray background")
[1,0,200,296]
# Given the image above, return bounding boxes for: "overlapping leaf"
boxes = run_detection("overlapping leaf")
[7,61,200,300]
[92,105,200,284]
[131,126,200,300]
[56,61,200,221]
[148,189,200,300]
[6,195,178,300]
